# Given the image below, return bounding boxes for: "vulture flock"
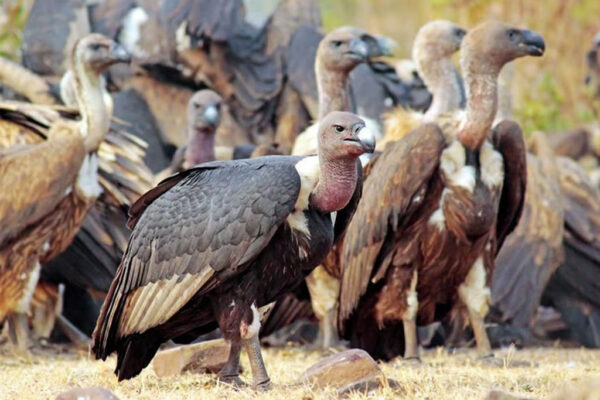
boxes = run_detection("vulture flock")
[1,0,600,391]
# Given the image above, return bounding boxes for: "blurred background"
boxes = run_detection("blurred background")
[2,0,599,133]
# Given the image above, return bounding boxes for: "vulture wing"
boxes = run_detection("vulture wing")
[491,120,527,253]
[94,157,301,358]
[491,132,564,327]
[338,124,445,328]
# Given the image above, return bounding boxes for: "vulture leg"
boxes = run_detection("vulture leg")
[403,270,420,360]
[217,339,245,388]
[242,334,271,391]
[458,258,493,358]
[306,266,341,349]
[6,313,31,352]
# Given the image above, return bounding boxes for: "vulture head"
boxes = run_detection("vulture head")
[187,89,223,133]
[317,27,393,73]
[413,20,466,63]
[318,111,375,159]
[461,21,545,77]
[72,34,131,74]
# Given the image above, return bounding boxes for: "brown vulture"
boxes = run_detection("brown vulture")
[338,21,545,361]
[0,34,132,351]
[92,111,375,388]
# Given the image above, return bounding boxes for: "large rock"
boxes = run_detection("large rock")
[55,387,119,400]
[151,339,231,377]
[299,349,388,394]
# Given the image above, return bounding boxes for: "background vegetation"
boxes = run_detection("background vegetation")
[2,0,599,133]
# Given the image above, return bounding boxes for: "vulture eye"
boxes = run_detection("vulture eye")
[331,40,343,48]
[91,43,103,51]
[507,30,517,40]
[334,125,344,133]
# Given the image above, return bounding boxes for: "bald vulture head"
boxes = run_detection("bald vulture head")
[318,111,375,160]
[187,89,223,133]
[72,33,131,74]
[317,27,393,73]
[412,20,466,63]
[461,21,545,76]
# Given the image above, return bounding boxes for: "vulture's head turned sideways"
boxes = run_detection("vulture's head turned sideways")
[318,111,376,159]
[73,34,131,74]
[317,27,393,72]
[461,21,545,76]
[187,89,223,132]
[413,20,466,63]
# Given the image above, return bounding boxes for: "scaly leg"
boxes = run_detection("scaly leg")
[7,313,31,352]
[242,334,271,391]
[468,308,492,357]
[218,339,245,387]
[306,266,341,349]
[403,270,420,360]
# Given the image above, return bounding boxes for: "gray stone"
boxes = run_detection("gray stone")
[55,387,119,400]
[151,338,231,377]
[299,349,387,392]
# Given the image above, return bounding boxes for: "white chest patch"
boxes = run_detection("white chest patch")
[76,153,103,200]
[479,141,505,190]
[287,156,320,240]
[440,140,476,193]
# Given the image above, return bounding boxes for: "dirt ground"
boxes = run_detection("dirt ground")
[0,345,599,400]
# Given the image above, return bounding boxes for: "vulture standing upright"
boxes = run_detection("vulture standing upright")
[338,21,545,361]
[0,34,131,350]
[92,111,375,388]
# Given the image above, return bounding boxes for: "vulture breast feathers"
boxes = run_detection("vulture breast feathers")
[94,156,361,362]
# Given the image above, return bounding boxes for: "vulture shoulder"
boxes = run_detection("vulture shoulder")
[492,132,564,327]
[94,157,302,357]
[339,123,445,324]
[491,120,528,253]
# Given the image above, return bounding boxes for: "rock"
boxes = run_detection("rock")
[151,338,231,377]
[485,390,536,400]
[299,349,388,393]
[55,387,119,400]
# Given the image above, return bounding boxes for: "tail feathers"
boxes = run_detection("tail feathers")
[344,295,405,361]
[116,332,163,381]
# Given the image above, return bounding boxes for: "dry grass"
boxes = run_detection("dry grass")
[0,346,599,399]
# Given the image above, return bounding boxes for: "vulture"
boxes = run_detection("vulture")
[267,26,390,349]
[92,111,375,387]
[155,89,283,184]
[379,20,466,149]
[338,21,545,361]
[585,31,600,98]
[0,34,131,351]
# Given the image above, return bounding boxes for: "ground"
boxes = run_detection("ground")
[0,346,599,399]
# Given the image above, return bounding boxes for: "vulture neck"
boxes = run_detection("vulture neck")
[186,128,216,166]
[316,61,351,119]
[72,62,110,153]
[419,57,462,121]
[310,155,357,214]
[459,64,500,150]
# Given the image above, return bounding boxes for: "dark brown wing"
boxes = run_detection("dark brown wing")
[491,132,564,327]
[338,124,445,327]
[491,120,527,253]
[93,158,301,359]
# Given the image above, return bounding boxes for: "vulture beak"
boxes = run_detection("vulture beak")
[354,124,376,153]
[519,29,545,57]
[347,37,370,60]
[360,34,396,58]
[110,42,132,64]
[202,104,220,125]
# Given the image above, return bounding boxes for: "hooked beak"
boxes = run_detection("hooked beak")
[361,34,395,58]
[347,37,370,60]
[201,104,220,126]
[519,29,545,57]
[110,42,131,64]
[353,125,376,153]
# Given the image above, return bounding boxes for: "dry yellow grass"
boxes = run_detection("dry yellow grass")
[0,346,599,399]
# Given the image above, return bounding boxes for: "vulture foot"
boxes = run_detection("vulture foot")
[217,374,247,389]
[396,356,423,367]
[218,340,244,388]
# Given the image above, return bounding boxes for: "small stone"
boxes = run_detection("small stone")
[485,390,536,400]
[151,338,231,377]
[55,387,119,400]
[298,349,387,392]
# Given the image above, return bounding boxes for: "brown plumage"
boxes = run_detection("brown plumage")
[0,34,132,350]
[338,21,544,361]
